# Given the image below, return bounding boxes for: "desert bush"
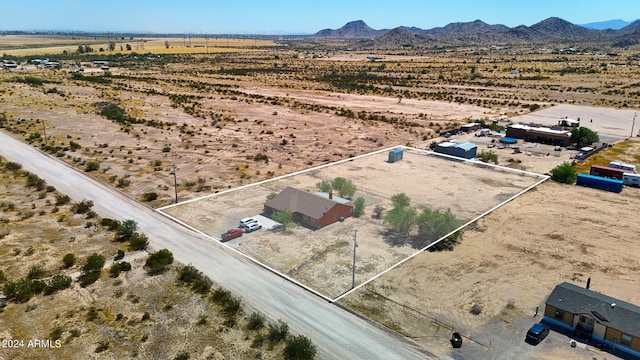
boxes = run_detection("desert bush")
[0,270,6,283]
[283,335,317,360]
[144,249,173,275]
[128,232,149,251]
[55,194,71,206]
[109,263,122,278]
[44,274,72,295]
[79,271,101,287]
[26,172,46,191]
[372,205,384,219]
[101,218,119,231]
[85,161,100,172]
[5,162,22,171]
[71,199,93,214]
[95,340,109,353]
[114,219,137,242]
[550,162,577,184]
[62,253,76,268]
[3,278,46,302]
[477,150,498,164]
[246,312,266,330]
[174,352,190,360]
[141,192,158,202]
[27,265,46,279]
[267,320,289,344]
[114,249,125,261]
[177,265,212,294]
[82,253,105,275]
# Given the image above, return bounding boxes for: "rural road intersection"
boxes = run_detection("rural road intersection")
[0,131,438,360]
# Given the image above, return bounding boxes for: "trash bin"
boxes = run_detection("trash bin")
[450,332,462,348]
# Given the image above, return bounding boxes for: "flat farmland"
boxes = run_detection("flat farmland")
[161,147,545,298]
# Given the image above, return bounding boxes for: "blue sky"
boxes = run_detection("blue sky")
[1,0,639,34]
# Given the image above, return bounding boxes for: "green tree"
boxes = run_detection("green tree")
[273,208,294,229]
[570,127,599,146]
[416,208,463,248]
[550,162,577,184]
[384,193,419,235]
[283,335,317,360]
[316,180,331,192]
[429,141,437,150]
[390,193,411,209]
[145,249,173,275]
[353,197,365,218]
[331,177,356,199]
[477,150,498,164]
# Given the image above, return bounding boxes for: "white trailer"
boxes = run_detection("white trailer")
[622,173,640,187]
[609,161,636,173]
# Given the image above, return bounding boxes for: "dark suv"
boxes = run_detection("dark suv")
[526,323,550,345]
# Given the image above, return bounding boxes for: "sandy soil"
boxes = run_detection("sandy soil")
[343,142,640,360]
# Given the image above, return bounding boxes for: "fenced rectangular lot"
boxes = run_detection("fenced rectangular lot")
[160,147,547,298]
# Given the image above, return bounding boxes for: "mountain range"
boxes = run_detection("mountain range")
[313,18,640,48]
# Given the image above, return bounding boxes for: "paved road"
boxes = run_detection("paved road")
[0,131,437,360]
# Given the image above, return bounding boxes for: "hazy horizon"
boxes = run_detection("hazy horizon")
[1,0,638,35]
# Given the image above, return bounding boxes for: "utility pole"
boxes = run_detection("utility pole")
[631,112,637,138]
[351,229,358,289]
[169,164,178,203]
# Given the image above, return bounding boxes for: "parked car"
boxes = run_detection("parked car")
[244,222,262,233]
[525,323,550,345]
[239,217,258,228]
[221,228,243,242]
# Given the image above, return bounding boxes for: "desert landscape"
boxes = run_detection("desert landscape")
[2,26,640,360]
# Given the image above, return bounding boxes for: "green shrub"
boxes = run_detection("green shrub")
[114,249,125,261]
[283,335,317,360]
[141,192,158,202]
[44,274,72,295]
[128,232,149,251]
[246,312,266,330]
[71,199,93,214]
[85,161,100,172]
[82,253,105,274]
[27,265,46,279]
[144,249,173,275]
[267,320,289,344]
[174,351,190,360]
[79,271,101,287]
[55,194,71,206]
[550,162,578,184]
[62,253,76,268]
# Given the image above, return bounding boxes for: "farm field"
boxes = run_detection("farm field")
[2,36,640,359]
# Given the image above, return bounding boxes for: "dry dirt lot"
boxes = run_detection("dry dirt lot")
[162,148,545,299]
[342,141,640,360]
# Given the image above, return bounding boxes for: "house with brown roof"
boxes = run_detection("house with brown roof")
[264,187,353,230]
[544,282,640,358]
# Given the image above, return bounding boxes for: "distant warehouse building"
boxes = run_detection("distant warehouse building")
[506,124,571,146]
[434,141,477,159]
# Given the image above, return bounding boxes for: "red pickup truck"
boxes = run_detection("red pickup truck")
[221,228,243,242]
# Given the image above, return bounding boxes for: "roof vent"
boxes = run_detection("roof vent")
[611,303,616,309]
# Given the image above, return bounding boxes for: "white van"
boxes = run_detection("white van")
[239,217,258,228]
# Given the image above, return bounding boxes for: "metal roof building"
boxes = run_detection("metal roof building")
[434,141,477,159]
